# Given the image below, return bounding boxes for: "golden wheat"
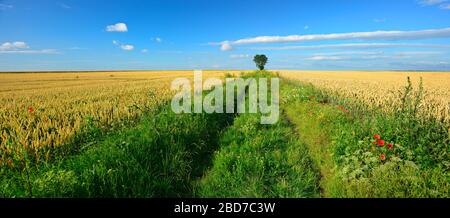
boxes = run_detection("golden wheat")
[0,70,227,165]
[278,70,450,124]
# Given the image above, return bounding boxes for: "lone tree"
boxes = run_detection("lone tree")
[253,54,268,70]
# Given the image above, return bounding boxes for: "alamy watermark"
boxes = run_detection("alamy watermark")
[171,70,279,124]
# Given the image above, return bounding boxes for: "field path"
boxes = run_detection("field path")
[282,84,343,197]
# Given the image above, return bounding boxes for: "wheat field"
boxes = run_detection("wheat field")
[0,71,227,165]
[1,70,449,166]
[278,70,450,124]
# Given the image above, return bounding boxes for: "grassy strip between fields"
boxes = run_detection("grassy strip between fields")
[195,112,320,197]
[195,72,320,197]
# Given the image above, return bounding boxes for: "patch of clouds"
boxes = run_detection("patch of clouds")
[388,60,450,71]
[213,27,450,51]
[0,41,59,54]
[417,0,447,6]
[120,45,134,51]
[112,40,134,51]
[417,0,450,9]
[252,43,450,51]
[106,23,128,32]
[68,47,87,50]
[141,49,149,53]
[313,51,384,56]
[220,42,233,51]
[0,49,59,54]
[150,37,163,43]
[304,50,444,62]
[394,51,443,55]
[230,54,250,59]
[0,41,29,50]
[306,56,345,61]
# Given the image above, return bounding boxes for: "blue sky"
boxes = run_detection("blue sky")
[1,0,450,71]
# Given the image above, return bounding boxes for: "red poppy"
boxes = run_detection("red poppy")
[380,154,386,160]
[378,140,385,146]
[28,106,34,113]
[372,141,377,145]
[373,134,381,140]
[345,109,349,113]
[387,143,393,149]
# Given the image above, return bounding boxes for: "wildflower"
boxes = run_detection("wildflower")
[387,143,393,149]
[345,109,349,113]
[380,154,386,160]
[378,139,385,146]
[28,106,34,113]
[372,141,377,145]
[373,134,381,140]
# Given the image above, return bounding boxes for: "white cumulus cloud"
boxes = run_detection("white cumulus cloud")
[112,40,134,51]
[106,23,128,32]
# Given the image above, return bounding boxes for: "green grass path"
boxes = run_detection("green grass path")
[195,72,321,197]
[284,101,341,197]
